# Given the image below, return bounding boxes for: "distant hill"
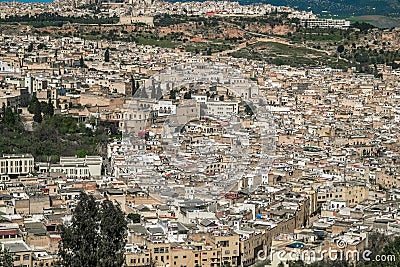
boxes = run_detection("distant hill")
[238,0,400,17]
[350,15,400,28]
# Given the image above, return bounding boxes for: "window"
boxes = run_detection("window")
[23,254,30,260]
[219,240,229,247]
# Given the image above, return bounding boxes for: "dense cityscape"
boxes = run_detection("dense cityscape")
[0,0,400,267]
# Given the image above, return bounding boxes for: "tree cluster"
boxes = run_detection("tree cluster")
[59,193,128,267]
[0,13,119,28]
[0,106,117,163]
[1,104,20,129]
[28,95,54,123]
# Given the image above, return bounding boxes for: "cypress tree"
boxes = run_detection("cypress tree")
[104,49,110,62]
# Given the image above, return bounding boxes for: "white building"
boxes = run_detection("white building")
[191,95,208,103]
[153,100,177,116]
[0,61,19,73]
[0,154,34,176]
[300,18,351,29]
[39,156,102,178]
[205,100,239,117]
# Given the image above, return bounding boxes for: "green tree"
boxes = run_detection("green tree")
[40,100,54,119]
[59,193,100,267]
[33,111,43,123]
[244,103,254,115]
[184,91,191,99]
[104,48,110,62]
[127,213,141,223]
[28,95,43,123]
[0,247,13,267]
[79,56,86,68]
[28,94,41,115]
[98,200,128,267]
[360,235,400,267]
[2,107,18,127]
[337,45,345,55]
[37,43,47,50]
[41,101,49,116]
[206,47,212,55]
[75,149,88,158]
[47,99,54,117]
[169,89,176,100]
[27,42,34,52]
[58,192,128,267]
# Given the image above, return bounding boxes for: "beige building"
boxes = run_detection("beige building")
[14,194,50,215]
[317,182,368,208]
[119,16,154,27]
[239,229,272,267]
[1,240,32,267]
[125,249,152,267]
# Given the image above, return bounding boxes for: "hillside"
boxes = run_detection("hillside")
[187,0,400,18]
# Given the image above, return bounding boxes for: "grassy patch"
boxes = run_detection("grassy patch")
[132,36,179,48]
[230,41,350,69]
[185,41,233,54]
